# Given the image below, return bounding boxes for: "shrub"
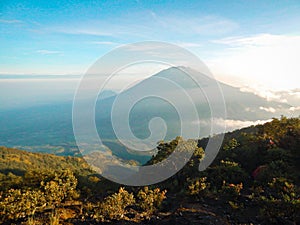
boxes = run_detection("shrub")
[256,178,300,223]
[255,160,291,183]
[41,170,79,205]
[0,188,46,221]
[223,138,240,151]
[0,169,79,222]
[41,169,79,205]
[0,172,23,191]
[187,177,210,197]
[207,160,248,189]
[220,181,243,200]
[137,187,167,214]
[97,187,135,221]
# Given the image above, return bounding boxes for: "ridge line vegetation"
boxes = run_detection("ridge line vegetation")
[0,116,299,224]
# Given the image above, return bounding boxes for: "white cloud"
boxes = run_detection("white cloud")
[287,89,300,97]
[156,15,239,35]
[245,107,253,112]
[209,34,300,91]
[195,118,272,131]
[240,86,285,102]
[91,41,119,45]
[121,42,194,64]
[36,50,63,55]
[219,118,272,130]
[223,120,271,130]
[46,13,238,40]
[259,106,276,113]
[0,19,22,24]
[239,86,300,106]
[51,27,112,36]
[289,106,300,112]
[212,33,298,47]
[176,42,203,48]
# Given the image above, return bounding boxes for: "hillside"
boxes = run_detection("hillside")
[0,116,299,224]
[0,146,90,174]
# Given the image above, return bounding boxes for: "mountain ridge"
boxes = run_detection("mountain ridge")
[0,67,299,160]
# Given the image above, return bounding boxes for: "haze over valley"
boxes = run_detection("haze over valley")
[0,66,299,163]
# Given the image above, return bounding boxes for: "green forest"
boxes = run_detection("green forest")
[0,116,299,224]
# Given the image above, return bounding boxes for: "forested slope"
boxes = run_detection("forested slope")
[0,116,299,224]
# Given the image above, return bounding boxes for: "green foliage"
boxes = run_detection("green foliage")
[187,177,210,197]
[223,138,240,151]
[266,177,298,202]
[220,181,243,200]
[0,116,299,224]
[206,160,248,189]
[0,146,91,176]
[255,177,300,223]
[137,187,167,214]
[147,136,184,165]
[41,169,79,205]
[0,169,78,222]
[255,160,291,183]
[94,186,167,222]
[96,187,136,221]
[147,138,205,192]
[0,188,46,221]
[0,172,23,191]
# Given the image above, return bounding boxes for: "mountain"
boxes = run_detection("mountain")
[127,66,296,122]
[95,66,297,153]
[0,67,298,162]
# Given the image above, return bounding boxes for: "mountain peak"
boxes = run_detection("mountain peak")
[152,66,216,89]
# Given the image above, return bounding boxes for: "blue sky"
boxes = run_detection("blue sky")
[1,0,300,92]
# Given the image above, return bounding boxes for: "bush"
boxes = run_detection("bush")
[137,187,167,215]
[255,160,292,183]
[206,160,248,189]
[220,181,243,200]
[0,169,79,222]
[255,178,300,223]
[41,169,79,205]
[0,172,23,191]
[187,177,210,198]
[97,187,135,221]
[0,188,46,221]
[223,138,240,151]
